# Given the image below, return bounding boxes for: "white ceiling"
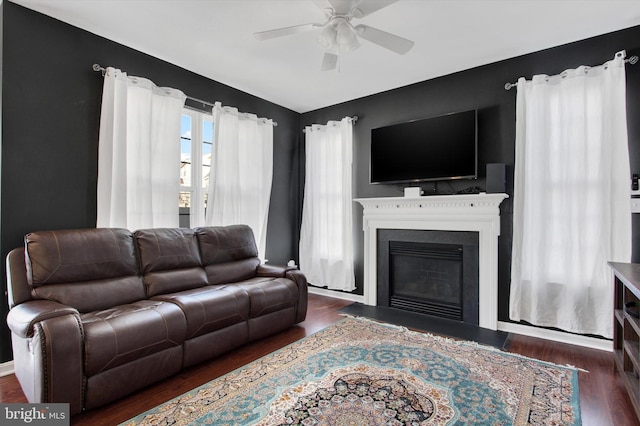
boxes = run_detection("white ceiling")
[12,0,640,113]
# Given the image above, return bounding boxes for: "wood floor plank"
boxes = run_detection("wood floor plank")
[0,294,637,425]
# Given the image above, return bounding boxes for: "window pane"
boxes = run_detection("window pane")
[181,114,192,187]
[203,120,213,143]
[179,191,191,208]
[202,120,213,189]
[202,164,211,188]
[203,142,212,166]
[203,141,212,188]
[181,148,192,187]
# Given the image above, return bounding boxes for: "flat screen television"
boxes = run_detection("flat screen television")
[370,110,478,185]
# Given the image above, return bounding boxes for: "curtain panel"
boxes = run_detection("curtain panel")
[299,117,356,291]
[205,103,274,261]
[97,67,186,230]
[509,52,631,338]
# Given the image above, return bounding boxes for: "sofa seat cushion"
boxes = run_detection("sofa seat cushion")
[152,285,250,339]
[81,300,187,377]
[233,277,299,318]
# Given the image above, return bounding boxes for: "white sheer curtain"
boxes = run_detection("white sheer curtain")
[299,117,355,291]
[510,51,631,338]
[96,67,186,230]
[205,103,273,261]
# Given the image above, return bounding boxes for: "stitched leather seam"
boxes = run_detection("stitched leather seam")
[35,323,48,402]
[73,314,87,411]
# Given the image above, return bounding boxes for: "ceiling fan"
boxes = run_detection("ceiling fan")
[254,0,414,71]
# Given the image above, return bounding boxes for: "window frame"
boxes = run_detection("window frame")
[180,107,213,227]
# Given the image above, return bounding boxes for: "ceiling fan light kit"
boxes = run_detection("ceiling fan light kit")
[254,0,414,71]
[334,20,361,53]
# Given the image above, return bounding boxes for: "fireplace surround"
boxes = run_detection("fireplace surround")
[355,193,508,330]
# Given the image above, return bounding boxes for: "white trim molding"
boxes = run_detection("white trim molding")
[355,193,508,331]
[0,361,14,377]
[498,321,612,352]
[308,285,365,303]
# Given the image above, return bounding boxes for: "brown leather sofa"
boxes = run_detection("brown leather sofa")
[5,225,308,415]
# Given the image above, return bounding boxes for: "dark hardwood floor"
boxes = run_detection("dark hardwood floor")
[0,293,637,425]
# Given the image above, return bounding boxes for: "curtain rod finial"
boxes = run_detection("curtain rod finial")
[92,64,106,76]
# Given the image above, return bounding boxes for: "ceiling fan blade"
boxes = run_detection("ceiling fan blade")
[328,0,355,14]
[352,0,399,18]
[355,24,414,54]
[321,52,339,71]
[311,0,332,10]
[254,23,319,41]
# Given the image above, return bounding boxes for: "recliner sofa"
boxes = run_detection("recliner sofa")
[5,224,308,415]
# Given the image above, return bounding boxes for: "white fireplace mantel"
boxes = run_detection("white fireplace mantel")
[355,193,509,331]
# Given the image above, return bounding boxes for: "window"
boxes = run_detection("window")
[180,109,213,227]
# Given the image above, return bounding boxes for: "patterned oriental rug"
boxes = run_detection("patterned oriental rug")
[122,317,581,425]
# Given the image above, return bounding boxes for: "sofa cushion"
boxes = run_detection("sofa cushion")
[135,228,208,297]
[81,300,187,377]
[25,228,146,313]
[203,258,261,285]
[233,277,299,318]
[195,225,260,284]
[152,285,250,339]
[195,225,258,263]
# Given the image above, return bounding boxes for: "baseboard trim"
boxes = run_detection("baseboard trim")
[0,361,15,377]
[307,286,365,303]
[498,321,612,352]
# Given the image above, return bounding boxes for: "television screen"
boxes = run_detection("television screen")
[370,110,477,184]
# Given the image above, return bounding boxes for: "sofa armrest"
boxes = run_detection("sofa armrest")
[7,300,79,338]
[7,300,84,415]
[256,264,297,278]
[255,265,308,323]
[8,301,84,415]
[7,247,31,309]
[285,269,308,323]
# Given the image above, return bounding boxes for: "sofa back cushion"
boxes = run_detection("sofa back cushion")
[135,228,208,297]
[25,228,146,313]
[194,225,260,284]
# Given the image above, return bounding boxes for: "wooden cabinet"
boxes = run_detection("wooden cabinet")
[610,262,640,419]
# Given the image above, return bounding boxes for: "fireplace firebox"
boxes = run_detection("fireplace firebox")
[389,241,464,320]
[378,229,479,325]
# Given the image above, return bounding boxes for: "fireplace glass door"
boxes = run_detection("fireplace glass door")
[389,241,463,320]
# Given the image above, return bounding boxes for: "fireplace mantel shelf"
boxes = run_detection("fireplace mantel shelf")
[355,193,508,331]
[354,193,507,218]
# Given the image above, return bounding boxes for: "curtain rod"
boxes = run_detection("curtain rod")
[504,53,639,90]
[92,64,278,126]
[302,116,359,133]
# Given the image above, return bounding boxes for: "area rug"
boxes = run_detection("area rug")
[122,317,581,425]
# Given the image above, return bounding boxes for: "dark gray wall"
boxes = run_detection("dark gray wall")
[301,25,640,325]
[0,2,301,362]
